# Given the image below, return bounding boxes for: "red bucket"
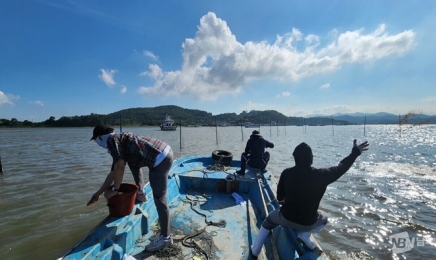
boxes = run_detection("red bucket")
[107,183,138,217]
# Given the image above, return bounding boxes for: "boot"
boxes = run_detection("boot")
[297,224,325,250]
[311,224,325,233]
[250,226,270,256]
[236,165,246,175]
[297,231,315,249]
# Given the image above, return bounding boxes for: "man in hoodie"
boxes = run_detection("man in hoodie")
[87,125,174,252]
[236,130,274,175]
[250,139,369,257]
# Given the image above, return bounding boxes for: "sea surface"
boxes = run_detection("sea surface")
[0,125,435,260]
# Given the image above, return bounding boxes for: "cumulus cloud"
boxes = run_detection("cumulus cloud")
[139,64,163,78]
[138,12,415,100]
[0,91,19,106]
[99,69,117,86]
[99,69,128,95]
[320,83,330,89]
[30,100,44,106]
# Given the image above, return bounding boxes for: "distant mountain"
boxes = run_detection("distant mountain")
[331,112,394,117]
[309,112,436,125]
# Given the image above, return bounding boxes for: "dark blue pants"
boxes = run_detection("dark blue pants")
[240,151,270,171]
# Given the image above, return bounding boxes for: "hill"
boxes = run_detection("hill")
[1,106,435,127]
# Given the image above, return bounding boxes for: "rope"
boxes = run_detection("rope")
[154,244,182,259]
[155,164,230,259]
[206,163,230,172]
[182,228,210,260]
[155,193,223,259]
[184,195,226,227]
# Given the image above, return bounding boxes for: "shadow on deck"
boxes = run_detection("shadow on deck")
[133,192,261,260]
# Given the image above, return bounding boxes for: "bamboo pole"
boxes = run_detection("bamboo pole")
[364,116,366,137]
[399,114,401,137]
[215,116,218,145]
[285,119,287,135]
[332,118,334,136]
[240,118,244,141]
[276,118,279,136]
[119,113,122,133]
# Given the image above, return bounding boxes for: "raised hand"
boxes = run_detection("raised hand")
[353,139,369,153]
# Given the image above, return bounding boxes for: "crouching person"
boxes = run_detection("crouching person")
[251,140,369,257]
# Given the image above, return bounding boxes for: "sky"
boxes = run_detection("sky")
[1,1,436,122]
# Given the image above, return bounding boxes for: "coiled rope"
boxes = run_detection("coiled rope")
[206,163,230,172]
[184,194,226,227]
[181,228,212,260]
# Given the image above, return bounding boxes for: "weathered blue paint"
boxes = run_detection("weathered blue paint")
[60,155,324,260]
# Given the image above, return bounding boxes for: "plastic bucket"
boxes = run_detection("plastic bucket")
[107,183,138,217]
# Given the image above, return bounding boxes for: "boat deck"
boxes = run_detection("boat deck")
[133,191,261,259]
[60,155,324,260]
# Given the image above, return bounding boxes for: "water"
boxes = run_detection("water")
[0,125,435,260]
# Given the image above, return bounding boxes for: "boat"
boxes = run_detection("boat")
[245,122,260,128]
[160,115,177,131]
[59,153,324,260]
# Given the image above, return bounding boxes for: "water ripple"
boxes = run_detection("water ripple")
[1,125,436,259]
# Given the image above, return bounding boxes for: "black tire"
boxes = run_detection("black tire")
[212,150,233,166]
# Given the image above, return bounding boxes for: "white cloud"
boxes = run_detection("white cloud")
[139,64,163,79]
[422,96,436,115]
[305,34,320,45]
[138,12,415,101]
[240,101,269,112]
[120,85,127,94]
[0,91,18,106]
[308,105,353,116]
[320,83,330,89]
[30,100,44,106]
[423,96,436,103]
[99,69,117,86]
[277,91,291,98]
[143,50,159,62]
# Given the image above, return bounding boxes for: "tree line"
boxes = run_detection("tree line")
[0,105,351,128]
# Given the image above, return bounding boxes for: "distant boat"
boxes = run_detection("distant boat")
[160,115,177,131]
[245,122,260,128]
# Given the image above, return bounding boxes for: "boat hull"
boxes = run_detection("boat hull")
[60,155,324,260]
[160,126,177,131]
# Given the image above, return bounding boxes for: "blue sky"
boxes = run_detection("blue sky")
[1,1,436,122]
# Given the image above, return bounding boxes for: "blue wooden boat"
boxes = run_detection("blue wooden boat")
[59,154,324,260]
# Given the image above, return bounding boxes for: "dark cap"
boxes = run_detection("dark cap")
[292,142,313,166]
[90,125,114,141]
[251,130,261,136]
